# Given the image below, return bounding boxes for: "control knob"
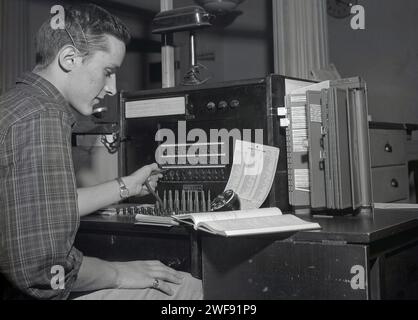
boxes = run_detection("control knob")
[218,101,228,110]
[206,102,216,112]
[230,99,240,109]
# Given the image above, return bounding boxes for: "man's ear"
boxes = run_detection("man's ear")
[58,45,81,72]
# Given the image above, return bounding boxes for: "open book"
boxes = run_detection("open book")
[134,214,179,227]
[172,207,321,237]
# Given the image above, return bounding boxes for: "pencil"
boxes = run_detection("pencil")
[144,179,164,208]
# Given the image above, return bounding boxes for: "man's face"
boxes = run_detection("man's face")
[67,34,126,116]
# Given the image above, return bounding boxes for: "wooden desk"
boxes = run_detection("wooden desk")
[76,209,418,299]
[201,209,418,299]
[75,215,199,275]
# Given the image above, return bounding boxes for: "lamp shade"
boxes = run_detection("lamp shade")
[194,0,245,13]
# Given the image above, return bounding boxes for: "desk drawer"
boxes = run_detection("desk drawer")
[372,166,408,202]
[370,129,406,167]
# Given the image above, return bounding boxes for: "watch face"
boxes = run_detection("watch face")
[327,0,358,19]
[121,187,129,198]
[117,178,130,198]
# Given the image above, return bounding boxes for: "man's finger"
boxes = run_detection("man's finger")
[151,270,184,285]
[151,279,174,296]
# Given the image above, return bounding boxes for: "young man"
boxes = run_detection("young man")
[0,3,202,300]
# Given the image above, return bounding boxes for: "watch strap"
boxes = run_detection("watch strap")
[116,177,129,199]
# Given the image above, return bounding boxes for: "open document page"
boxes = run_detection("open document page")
[173,207,282,226]
[172,207,321,237]
[225,140,280,209]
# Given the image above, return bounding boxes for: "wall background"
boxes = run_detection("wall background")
[328,0,418,124]
[173,0,273,84]
[26,0,153,91]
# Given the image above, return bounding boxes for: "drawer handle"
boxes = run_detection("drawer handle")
[391,179,399,188]
[384,144,393,153]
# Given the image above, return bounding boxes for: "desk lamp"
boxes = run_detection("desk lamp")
[152,6,213,86]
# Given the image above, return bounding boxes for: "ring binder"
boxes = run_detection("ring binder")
[285,77,373,215]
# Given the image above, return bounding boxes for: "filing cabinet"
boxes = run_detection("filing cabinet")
[369,128,409,203]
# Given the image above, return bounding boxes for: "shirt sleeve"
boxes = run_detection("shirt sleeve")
[0,108,83,299]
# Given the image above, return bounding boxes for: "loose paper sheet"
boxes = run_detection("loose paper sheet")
[225,140,280,209]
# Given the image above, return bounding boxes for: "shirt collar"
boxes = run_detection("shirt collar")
[16,72,77,125]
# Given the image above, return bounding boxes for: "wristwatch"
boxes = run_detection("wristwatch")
[116,177,130,199]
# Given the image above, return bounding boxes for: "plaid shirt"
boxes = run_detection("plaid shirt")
[0,72,83,299]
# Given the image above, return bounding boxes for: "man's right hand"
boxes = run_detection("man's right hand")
[123,163,163,197]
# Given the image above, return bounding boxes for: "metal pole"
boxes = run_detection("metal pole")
[160,0,175,88]
[190,31,196,68]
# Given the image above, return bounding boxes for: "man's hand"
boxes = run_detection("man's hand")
[111,260,184,296]
[123,163,163,197]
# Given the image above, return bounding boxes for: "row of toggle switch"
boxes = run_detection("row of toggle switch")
[113,189,213,217]
[161,168,227,182]
[114,205,155,216]
[155,189,212,215]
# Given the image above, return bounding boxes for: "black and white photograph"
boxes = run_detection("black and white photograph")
[1,0,418,308]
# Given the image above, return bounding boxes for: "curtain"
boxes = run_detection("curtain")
[272,0,330,80]
[0,0,30,94]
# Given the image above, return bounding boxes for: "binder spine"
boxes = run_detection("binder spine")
[352,87,373,209]
[307,91,327,209]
